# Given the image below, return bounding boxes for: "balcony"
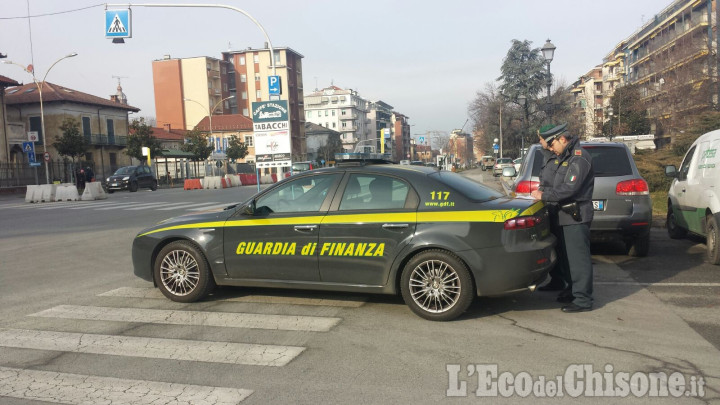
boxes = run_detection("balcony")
[85,134,127,147]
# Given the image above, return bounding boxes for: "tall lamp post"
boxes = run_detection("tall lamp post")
[184,95,235,175]
[541,39,556,121]
[4,52,78,184]
[608,105,614,140]
[518,94,527,156]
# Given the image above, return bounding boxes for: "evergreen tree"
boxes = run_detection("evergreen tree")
[225,135,249,162]
[126,118,162,162]
[181,128,213,161]
[53,117,87,163]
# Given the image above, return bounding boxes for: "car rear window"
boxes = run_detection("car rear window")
[583,146,633,177]
[430,171,503,201]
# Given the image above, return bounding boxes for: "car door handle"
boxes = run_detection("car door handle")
[682,188,686,192]
[294,225,317,232]
[382,223,409,230]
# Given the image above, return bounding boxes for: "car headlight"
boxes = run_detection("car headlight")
[106,178,110,182]
[123,176,130,180]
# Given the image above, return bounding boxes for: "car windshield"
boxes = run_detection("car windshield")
[114,167,134,175]
[583,146,633,177]
[497,158,512,164]
[430,171,503,201]
[292,162,311,172]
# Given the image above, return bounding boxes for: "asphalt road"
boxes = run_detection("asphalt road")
[0,172,719,404]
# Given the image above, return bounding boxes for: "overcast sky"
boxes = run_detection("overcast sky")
[1,0,667,137]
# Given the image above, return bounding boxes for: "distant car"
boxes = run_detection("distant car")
[399,160,411,165]
[481,156,495,171]
[106,165,157,193]
[292,161,315,173]
[132,161,556,321]
[513,157,523,173]
[410,161,425,166]
[665,129,720,264]
[493,158,514,177]
[507,142,651,256]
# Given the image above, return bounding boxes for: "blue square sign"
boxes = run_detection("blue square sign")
[106,9,131,39]
[268,75,281,95]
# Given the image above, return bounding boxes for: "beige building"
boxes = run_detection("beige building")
[152,56,233,131]
[571,67,604,138]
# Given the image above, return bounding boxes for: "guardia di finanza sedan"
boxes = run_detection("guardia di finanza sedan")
[132,164,556,321]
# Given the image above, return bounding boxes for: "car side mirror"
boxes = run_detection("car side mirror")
[664,165,677,178]
[242,200,256,216]
[502,167,516,178]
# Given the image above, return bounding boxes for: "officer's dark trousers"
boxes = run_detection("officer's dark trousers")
[551,222,571,286]
[562,223,593,308]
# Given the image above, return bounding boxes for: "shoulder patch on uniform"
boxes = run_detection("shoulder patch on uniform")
[562,161,569,166]
[574,149,582,156]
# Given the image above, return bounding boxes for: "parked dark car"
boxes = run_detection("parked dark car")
[106,165,157,193]
[505,142,652,256]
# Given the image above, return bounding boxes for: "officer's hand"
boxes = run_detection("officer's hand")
[530,190,542,200]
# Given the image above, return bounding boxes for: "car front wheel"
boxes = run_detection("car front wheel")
[400,250,474,321]
[706,215,720,265]
[150,180,158,191]
[667,204,687,239]
[129,181,138,192]
[154,240,216,302]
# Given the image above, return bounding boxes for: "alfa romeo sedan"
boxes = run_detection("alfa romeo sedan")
[132,162,556,321]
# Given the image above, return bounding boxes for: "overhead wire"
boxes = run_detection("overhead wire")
[0,3,105,20]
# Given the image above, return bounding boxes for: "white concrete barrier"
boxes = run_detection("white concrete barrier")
[260,175,274,184]
[25,185,43,203]
[202,176,223,189]
[81,182,108,201]
[55,184,80,201]
[225,175,240,187]
[39,184,57,202]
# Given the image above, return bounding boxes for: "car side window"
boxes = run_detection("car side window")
[679,145,697,180]
[143,166,151,175]
[338,174,409,211]
[255,174,341,213]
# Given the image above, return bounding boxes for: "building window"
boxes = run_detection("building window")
[318,111,322,117]
[223,83,228,91]
[342,122,347,128]
[242,91,248,99]
[224,101,229,109]
[239,56,245,65]
[256,90,262,99]
[244,135,254,146]
[331,110,335,116]
[82,117,91,137]
[109,153,117,168]
[274,53,281,64]
[253,54,259,64]
[208,81,213,89]
[221,66,226,74]
[242,108,249,116]
[240,74,247,83]
[341,110,347,116]
[254,73,260,81]
[332,122,336,128]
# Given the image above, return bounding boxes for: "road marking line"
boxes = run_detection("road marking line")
[94,202,164,211]
[30,305,341,332]
[186,203,236,211]
[595,281,720,287]
[156,202,220,210]
[65,201,135,209]
[99,287,367,307]
[0,366,253,404]
[124,201,192,210]
[0,328,304,366]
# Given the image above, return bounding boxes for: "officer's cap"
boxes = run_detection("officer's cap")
[539,123,567,144]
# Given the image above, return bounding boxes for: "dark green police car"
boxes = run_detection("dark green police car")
[132,162,556,321]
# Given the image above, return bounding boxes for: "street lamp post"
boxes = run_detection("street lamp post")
[184,95,235,175]
[4,52,78,184]
[541,39,556,121]
[608,105,614,140]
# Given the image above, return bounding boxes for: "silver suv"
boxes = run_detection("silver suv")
[506,142,652,256]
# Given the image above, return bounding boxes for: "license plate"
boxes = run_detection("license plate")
[593,200,604,211]
[111,183,118,187]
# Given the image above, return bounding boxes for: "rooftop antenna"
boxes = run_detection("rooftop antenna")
[112,75,128,87]
[227,41,232,51]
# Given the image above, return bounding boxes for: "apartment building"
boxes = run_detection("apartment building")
[391,112,411,162]
[570,66,604,138]
[366,100,394,154]
[152,56,233,131]
[222,46,306,161]
[623,0,716,140]
[304,85,369,152]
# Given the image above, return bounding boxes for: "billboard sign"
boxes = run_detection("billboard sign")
[252,100,292,168]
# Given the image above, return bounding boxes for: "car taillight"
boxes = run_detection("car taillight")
[515,180,539,194]
[504,215,542,230]
[616,179,649,195]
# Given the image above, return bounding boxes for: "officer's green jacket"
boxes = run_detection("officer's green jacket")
[540,136,595,226]
[538,148,558,192]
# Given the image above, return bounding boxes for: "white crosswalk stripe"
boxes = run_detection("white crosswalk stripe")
[0,366,253,404]
[100,287,367,307]
[0,328,304,366]
[155,201,220,210]
[123,201,194,210]
[31,305,342,331]
[3,200,228,212]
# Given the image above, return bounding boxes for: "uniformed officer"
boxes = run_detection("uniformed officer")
[531,129,595,312]
[536,124,570,295]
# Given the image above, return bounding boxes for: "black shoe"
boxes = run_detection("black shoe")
[556,294,574,303]
[561,304,592,313]
[538,279,566,291]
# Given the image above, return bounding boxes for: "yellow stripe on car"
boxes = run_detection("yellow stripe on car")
[137,203,545,237]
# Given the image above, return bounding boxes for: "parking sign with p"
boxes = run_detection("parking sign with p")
[268,75,281,95]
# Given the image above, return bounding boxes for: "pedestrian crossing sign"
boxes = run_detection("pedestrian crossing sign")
[105,9,131,39]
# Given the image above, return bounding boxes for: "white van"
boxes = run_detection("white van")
[665,129,720,264]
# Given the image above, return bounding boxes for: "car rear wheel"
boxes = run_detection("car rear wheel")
[129,181,138,192]
[706,215,720,265]
[154,240,216,302]
[667,204,687,239]
[626,231,650,257]
[400,250,474,321]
